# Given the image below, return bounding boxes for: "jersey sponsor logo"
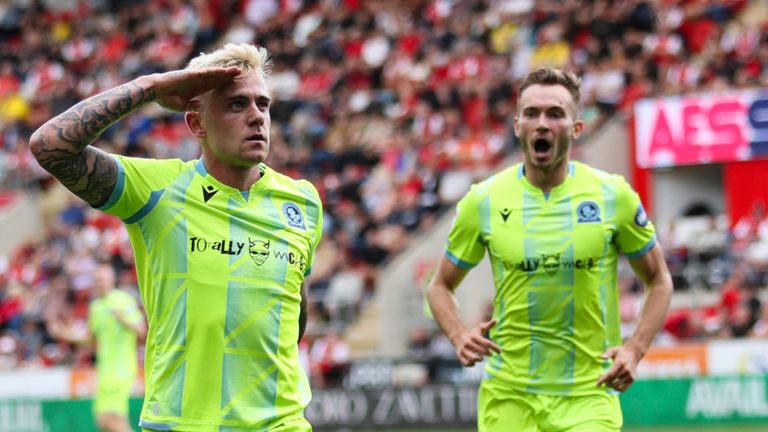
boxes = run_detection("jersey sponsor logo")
[273,249,306,272]
[189,237,244,255]
[202,184,219,203]
[577,201,601,223]
[283,202,306,229]
[634,204,649,227]
[189,236,305,271]
[499,208,512,223]
[249,238,270,266]
[541,253,560,276]
[509,254,599,274]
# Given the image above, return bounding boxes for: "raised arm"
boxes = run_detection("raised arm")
[29,67,242,207]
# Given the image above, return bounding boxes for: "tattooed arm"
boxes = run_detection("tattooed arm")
[29,67,242,207]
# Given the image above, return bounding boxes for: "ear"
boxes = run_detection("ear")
[513,115,520,137]
[185,111,206,138]
[572,119,584,140]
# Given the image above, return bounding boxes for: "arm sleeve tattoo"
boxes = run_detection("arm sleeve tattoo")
[30,80,156,207]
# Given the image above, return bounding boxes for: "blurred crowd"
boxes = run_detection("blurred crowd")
[644,200,768,344]
[0,0,767,381]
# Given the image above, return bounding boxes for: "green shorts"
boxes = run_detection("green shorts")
[93,379,133,417]
[478,380,622,432]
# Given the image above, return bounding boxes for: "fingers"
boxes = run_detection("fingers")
[597,353,636,392]
[596,363,620,387]
[479,319,497,333]
[185,99,201,112]
[601,347,619,359]
[195,66,241,86]
[602,373,635,392]
[458,349,485,367]
[477,320,501,353]
[456,331,501,367]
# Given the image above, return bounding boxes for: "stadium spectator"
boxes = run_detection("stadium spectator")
[309,326,350,388]
[0,0,764,392]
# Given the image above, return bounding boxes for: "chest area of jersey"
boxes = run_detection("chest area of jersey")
[155,184,313,279]
[487,195,614,270]
[184,214,310,275]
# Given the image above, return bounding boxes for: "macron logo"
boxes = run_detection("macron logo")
[500,208,512,223]
[202,184,219,203]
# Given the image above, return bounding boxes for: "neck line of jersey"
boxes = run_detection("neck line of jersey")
[195,159,269,203]
[517,161,575,200]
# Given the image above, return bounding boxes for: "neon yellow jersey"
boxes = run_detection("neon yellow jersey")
[89,289,142,385]
[446,161,655,396]
[98,157,323,431]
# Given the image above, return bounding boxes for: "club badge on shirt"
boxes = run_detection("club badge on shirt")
[283,202,306,230]
[577,201,601,223]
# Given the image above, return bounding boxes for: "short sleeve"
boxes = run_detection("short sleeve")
[615,177,657,259]
[97,155,182,222]
[444,186,486,269]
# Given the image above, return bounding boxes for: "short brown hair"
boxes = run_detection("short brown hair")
[518,68,581,105]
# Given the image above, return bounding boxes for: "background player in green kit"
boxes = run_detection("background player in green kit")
[31,43,323,431]
[50,263,145,432]
[427,68,673,432]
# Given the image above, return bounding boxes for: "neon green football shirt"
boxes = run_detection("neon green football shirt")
[445,161,655,396]
[89,289,143,386]
[98,156,323,431]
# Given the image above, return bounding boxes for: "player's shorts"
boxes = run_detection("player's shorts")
[269,416,312,431]
[93,378,133,417]
[478,380,622,432]
[141,415,312,431]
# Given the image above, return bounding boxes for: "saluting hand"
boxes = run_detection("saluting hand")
[146,66,242,112]
[451,319,501,367]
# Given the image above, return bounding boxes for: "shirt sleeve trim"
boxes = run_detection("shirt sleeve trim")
[124,189,165,224]
[625,235,656,259]
[445,249,477,269]
[95,155,125,211]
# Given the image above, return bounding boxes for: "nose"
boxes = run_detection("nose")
[536,113,550,132]
[247,102,265,125]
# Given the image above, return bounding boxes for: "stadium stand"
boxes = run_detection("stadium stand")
[0,0,767,394]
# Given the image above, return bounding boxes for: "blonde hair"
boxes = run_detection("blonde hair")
[186,43,272,77]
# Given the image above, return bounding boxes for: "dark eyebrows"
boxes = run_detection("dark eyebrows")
[521,105,567,114]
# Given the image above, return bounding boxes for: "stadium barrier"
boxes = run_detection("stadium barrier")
[2,375,768,431]
[3,339,768,430]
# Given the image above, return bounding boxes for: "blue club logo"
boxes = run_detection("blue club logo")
[634,204,649,227]
[283,202,305,229]
[577,201,601,223]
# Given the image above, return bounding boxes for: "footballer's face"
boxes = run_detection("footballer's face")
[514,84,583,173]
[92,264,115,297]
[190,71,272,168]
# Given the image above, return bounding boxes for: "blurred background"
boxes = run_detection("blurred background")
[1,0,768,431]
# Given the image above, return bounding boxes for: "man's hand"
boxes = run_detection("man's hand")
[147,66,242,112]
[450,319,501,367]
[596,345,642,392]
